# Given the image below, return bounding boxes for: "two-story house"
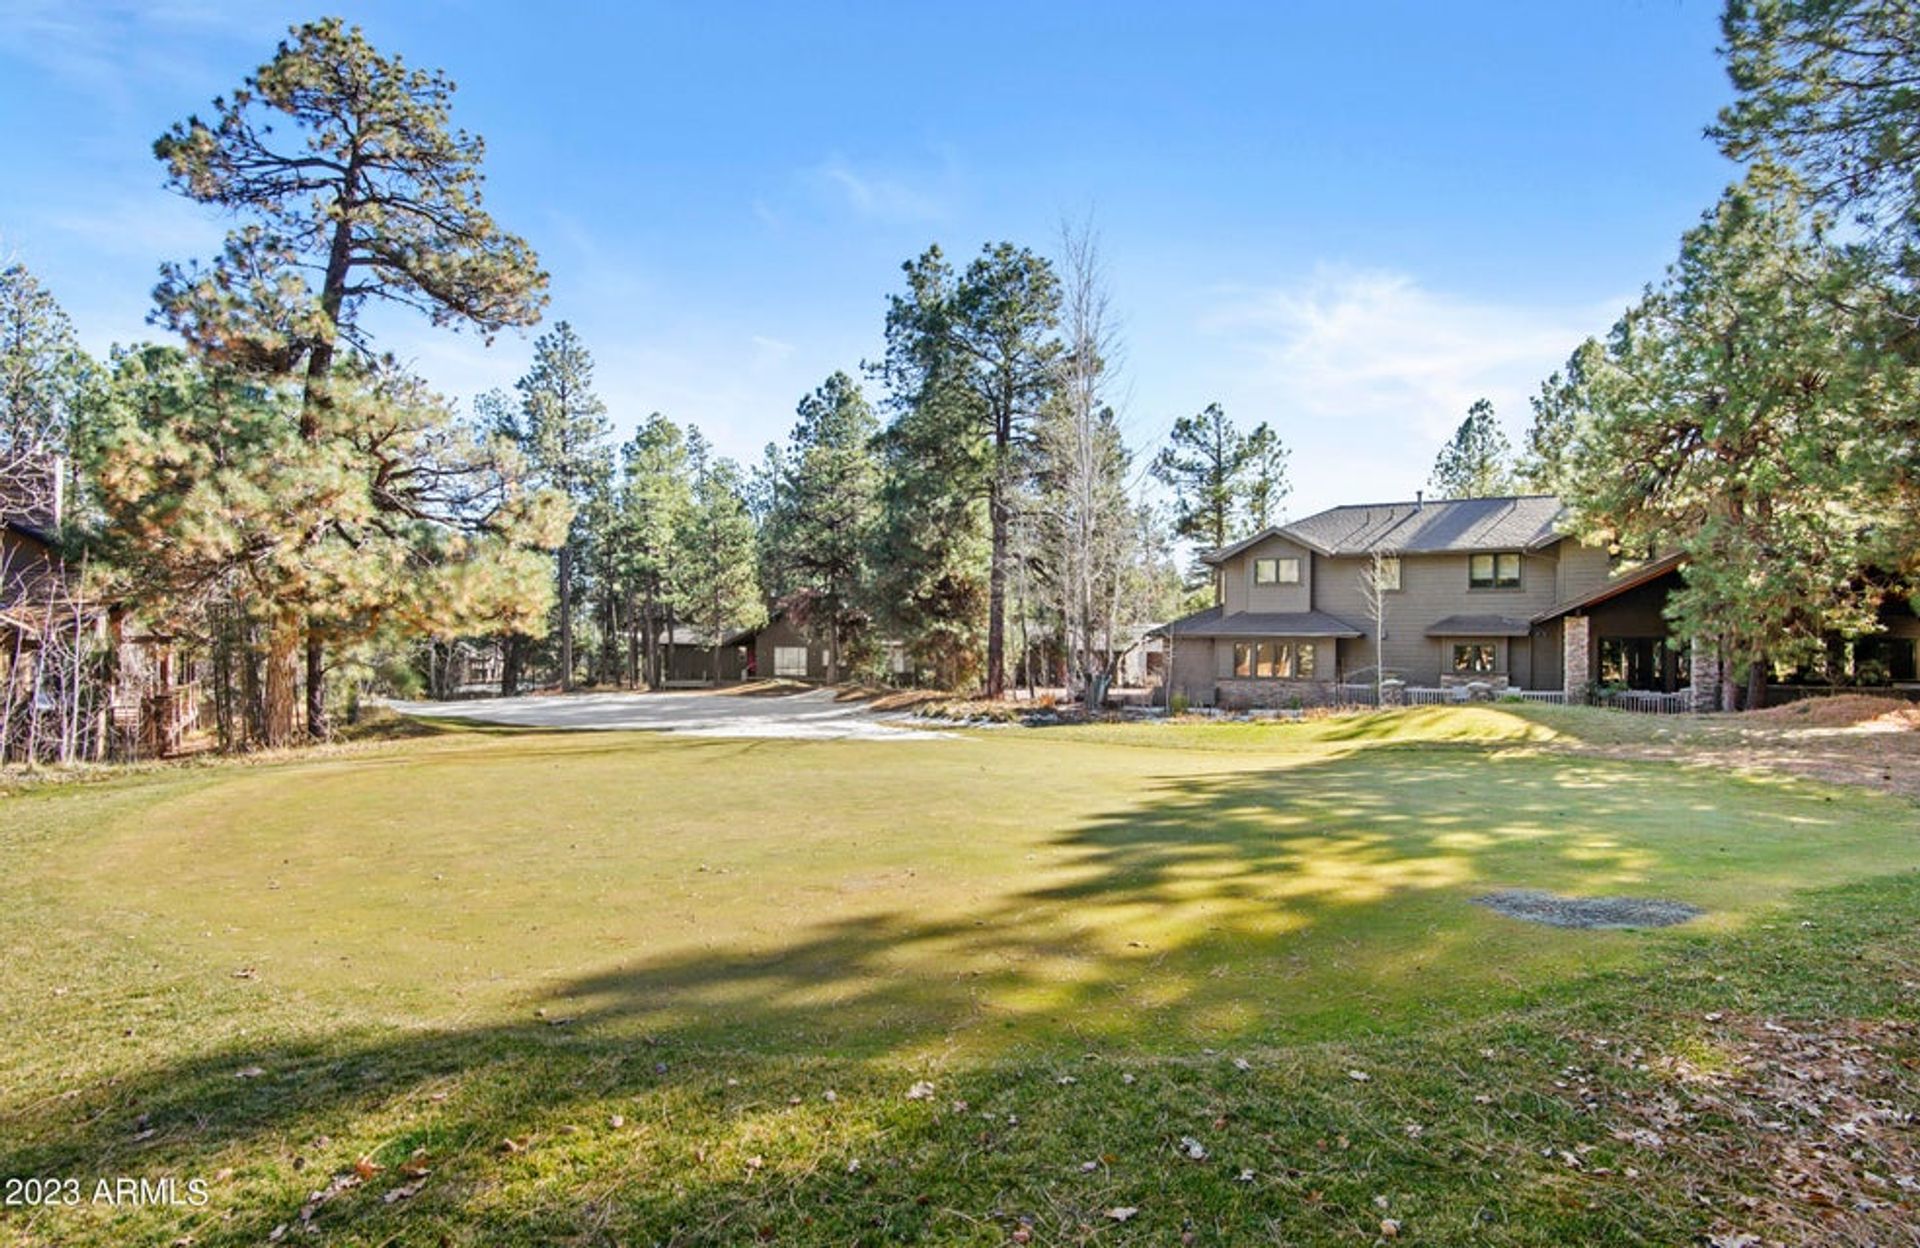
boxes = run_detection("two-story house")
[1155,494,1658,708]
[1159,492,1920,711]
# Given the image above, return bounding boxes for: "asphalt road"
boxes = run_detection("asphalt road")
[388,687,948,741]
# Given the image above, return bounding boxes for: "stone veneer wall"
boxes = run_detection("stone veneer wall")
[1688,637,1722,712]
[1562,614,1591,703]
[1215,679,1345,710]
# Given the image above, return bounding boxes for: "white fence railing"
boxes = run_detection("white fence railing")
[1603,689,1692,715]
[1509,689,1567,705]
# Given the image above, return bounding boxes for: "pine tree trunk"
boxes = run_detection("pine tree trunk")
[262,612,301,748]
[665,603,677,686]
[1746,649,1768,712]
[827,600,841,685]
[625,592,639,687]
[305,630,327,740]
[241,625,263,747]
[501,635,523,696]
[986,474,1008,699]
[557,544,575,691]
[643,592,659,688]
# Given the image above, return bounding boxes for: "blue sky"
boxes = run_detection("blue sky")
[0,1,1740,516]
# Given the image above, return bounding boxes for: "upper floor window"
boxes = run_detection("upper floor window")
[1253,556,1300,585]
[1378,556,1401,591]
[1468,552,1521,589]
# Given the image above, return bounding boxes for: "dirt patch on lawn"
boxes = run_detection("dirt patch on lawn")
[1476,889,1704,929]
[1748,694,1920,729]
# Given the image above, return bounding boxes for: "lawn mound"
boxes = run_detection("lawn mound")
[1477,889,1704,929]
[1750,694,1920,729]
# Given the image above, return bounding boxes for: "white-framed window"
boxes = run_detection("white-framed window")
[773,646,809,677]
[1253,556,1301,586]
[1468,552,1521,589]
[1379,556,1401,591]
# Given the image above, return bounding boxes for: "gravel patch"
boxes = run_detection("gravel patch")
[1475,889,1704,929]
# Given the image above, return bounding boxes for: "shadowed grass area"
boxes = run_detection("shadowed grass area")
[2,706,1916,1244]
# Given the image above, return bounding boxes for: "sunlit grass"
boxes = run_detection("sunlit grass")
[2,705,1916,1245]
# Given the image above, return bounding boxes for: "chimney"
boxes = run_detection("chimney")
[1414,490,1424,510]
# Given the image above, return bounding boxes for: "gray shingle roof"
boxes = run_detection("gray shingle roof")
[1204,495,1568,562]
[1423,614,1534,638]
[1156,607,1364,639]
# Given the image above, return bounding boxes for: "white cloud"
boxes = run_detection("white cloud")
[1208,266,1620,438]
[805,153,956,224]
[748,334,796,372]
[1194,266,1625,510]
[0,0,277,104]
[39,197,223,260]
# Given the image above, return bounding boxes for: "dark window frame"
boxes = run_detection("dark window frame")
[1468,551,1522,590]
[1451,643,1497,674]
[1252,556,1301,586]
[1231,640,1318,679]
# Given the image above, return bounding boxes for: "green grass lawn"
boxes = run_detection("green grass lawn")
[3,706,1917,1245]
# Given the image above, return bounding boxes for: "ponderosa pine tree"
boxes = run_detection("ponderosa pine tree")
[1519,342,1603,494]
[618,415,694,686]
[676,429,762,681]
[880,243,1060,698]
[1712,0,1920,575]
[1565,174,1913,708]
[1241,422,1293,531]
[1428,399,1514,499]
[869,370,991,691]
[153,17,546,742]
[0,263,96,491]
[761,371,880,682]
[1150,402,1257,569]
[1716,0,1920,282]
[89,346,565,743]
[514,322,610,691]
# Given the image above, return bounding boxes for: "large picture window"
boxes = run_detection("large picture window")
[1253,556,1300,586]
[1452,643,1496,674]
[1468,552,1521,589]
[1232,641,1317,678]
[773,646,809,677]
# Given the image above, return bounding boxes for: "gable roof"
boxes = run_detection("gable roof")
[1203,495,1569,564]
[1531,552,1686,624]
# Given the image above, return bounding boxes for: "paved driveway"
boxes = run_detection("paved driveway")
[388,687,947,741]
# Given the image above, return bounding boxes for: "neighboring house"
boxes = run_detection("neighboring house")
[1156,493,1919,710]
[725,591,906,684]
[2,458,199,760]
[659,625,748,684]
[0,461,65,618]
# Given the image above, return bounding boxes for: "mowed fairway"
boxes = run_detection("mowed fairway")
[4,706,1918,1245]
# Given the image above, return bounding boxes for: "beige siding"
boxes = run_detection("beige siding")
[1556,542,1613,605]
[1313,543,1581,686]
[1220,535,1313,615]
[1167,637,1220,706]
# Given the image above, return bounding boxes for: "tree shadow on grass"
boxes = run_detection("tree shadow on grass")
[0,745,1872,1244]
